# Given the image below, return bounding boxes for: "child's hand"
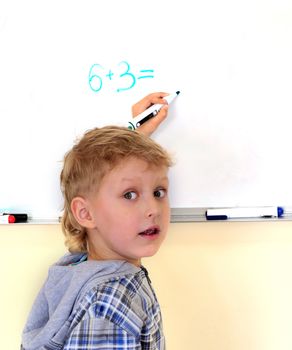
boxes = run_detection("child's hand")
[131,92,169,136]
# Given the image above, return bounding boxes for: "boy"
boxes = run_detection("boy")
[21,94,173,350]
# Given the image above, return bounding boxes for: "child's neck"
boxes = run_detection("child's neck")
[87,252,141,267]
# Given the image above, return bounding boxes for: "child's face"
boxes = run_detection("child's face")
[86,157,170,266]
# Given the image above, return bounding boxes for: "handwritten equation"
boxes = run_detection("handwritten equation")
[88,61,154,93]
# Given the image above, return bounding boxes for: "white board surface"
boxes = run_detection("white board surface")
[1,0,292,219]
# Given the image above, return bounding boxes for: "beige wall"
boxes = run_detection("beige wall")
[1,221,292,350]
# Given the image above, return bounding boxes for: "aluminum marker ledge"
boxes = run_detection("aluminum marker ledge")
[8,207,292,224]
[170,207,292,223]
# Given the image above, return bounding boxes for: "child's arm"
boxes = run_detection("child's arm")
[131,92,169,136]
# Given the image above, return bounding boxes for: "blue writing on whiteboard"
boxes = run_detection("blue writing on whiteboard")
[137,69,154,79]
[116,61,136,92]
[88,61,155,93]
[88,64,104,92]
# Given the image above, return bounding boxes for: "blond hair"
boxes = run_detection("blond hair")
[60,126,173,253]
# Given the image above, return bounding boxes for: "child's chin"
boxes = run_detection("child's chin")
[141,246,162,258]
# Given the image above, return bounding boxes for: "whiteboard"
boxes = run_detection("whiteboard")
[1,0,292,220]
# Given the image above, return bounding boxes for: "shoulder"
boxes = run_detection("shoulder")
[83,269,152,316]
[65,268,165,348]
[70,269,157,335]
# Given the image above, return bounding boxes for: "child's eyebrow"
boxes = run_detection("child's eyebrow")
[120,177,141,183]
[157,176,169,183]
[121,176,169,183]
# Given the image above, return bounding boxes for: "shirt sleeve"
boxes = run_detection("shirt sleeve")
[63,317,141,350]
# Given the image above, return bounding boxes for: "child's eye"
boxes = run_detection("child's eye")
[123,191,138,200]
[154,189,166,198]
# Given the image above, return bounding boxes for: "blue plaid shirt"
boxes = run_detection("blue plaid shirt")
[63,267,165,350]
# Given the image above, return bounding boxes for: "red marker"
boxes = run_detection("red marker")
[3,213,28,223]
[0,215,16,224]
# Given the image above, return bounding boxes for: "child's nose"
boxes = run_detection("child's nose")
[144,198,159,218]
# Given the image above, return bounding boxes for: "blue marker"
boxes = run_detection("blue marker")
[206,206,284,220]
[128,91,180,130]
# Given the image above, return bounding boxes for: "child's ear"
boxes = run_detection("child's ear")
[71,197,95,228]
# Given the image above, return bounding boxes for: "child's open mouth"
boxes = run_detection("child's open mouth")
[139,227,160,236]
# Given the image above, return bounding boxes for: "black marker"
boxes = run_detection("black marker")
[2,213,28,223]
[128,91,180,130]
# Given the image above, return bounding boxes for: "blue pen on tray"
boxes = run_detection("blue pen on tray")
[205,206,284,220]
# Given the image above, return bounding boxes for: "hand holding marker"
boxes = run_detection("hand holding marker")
[128,91,180,130]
